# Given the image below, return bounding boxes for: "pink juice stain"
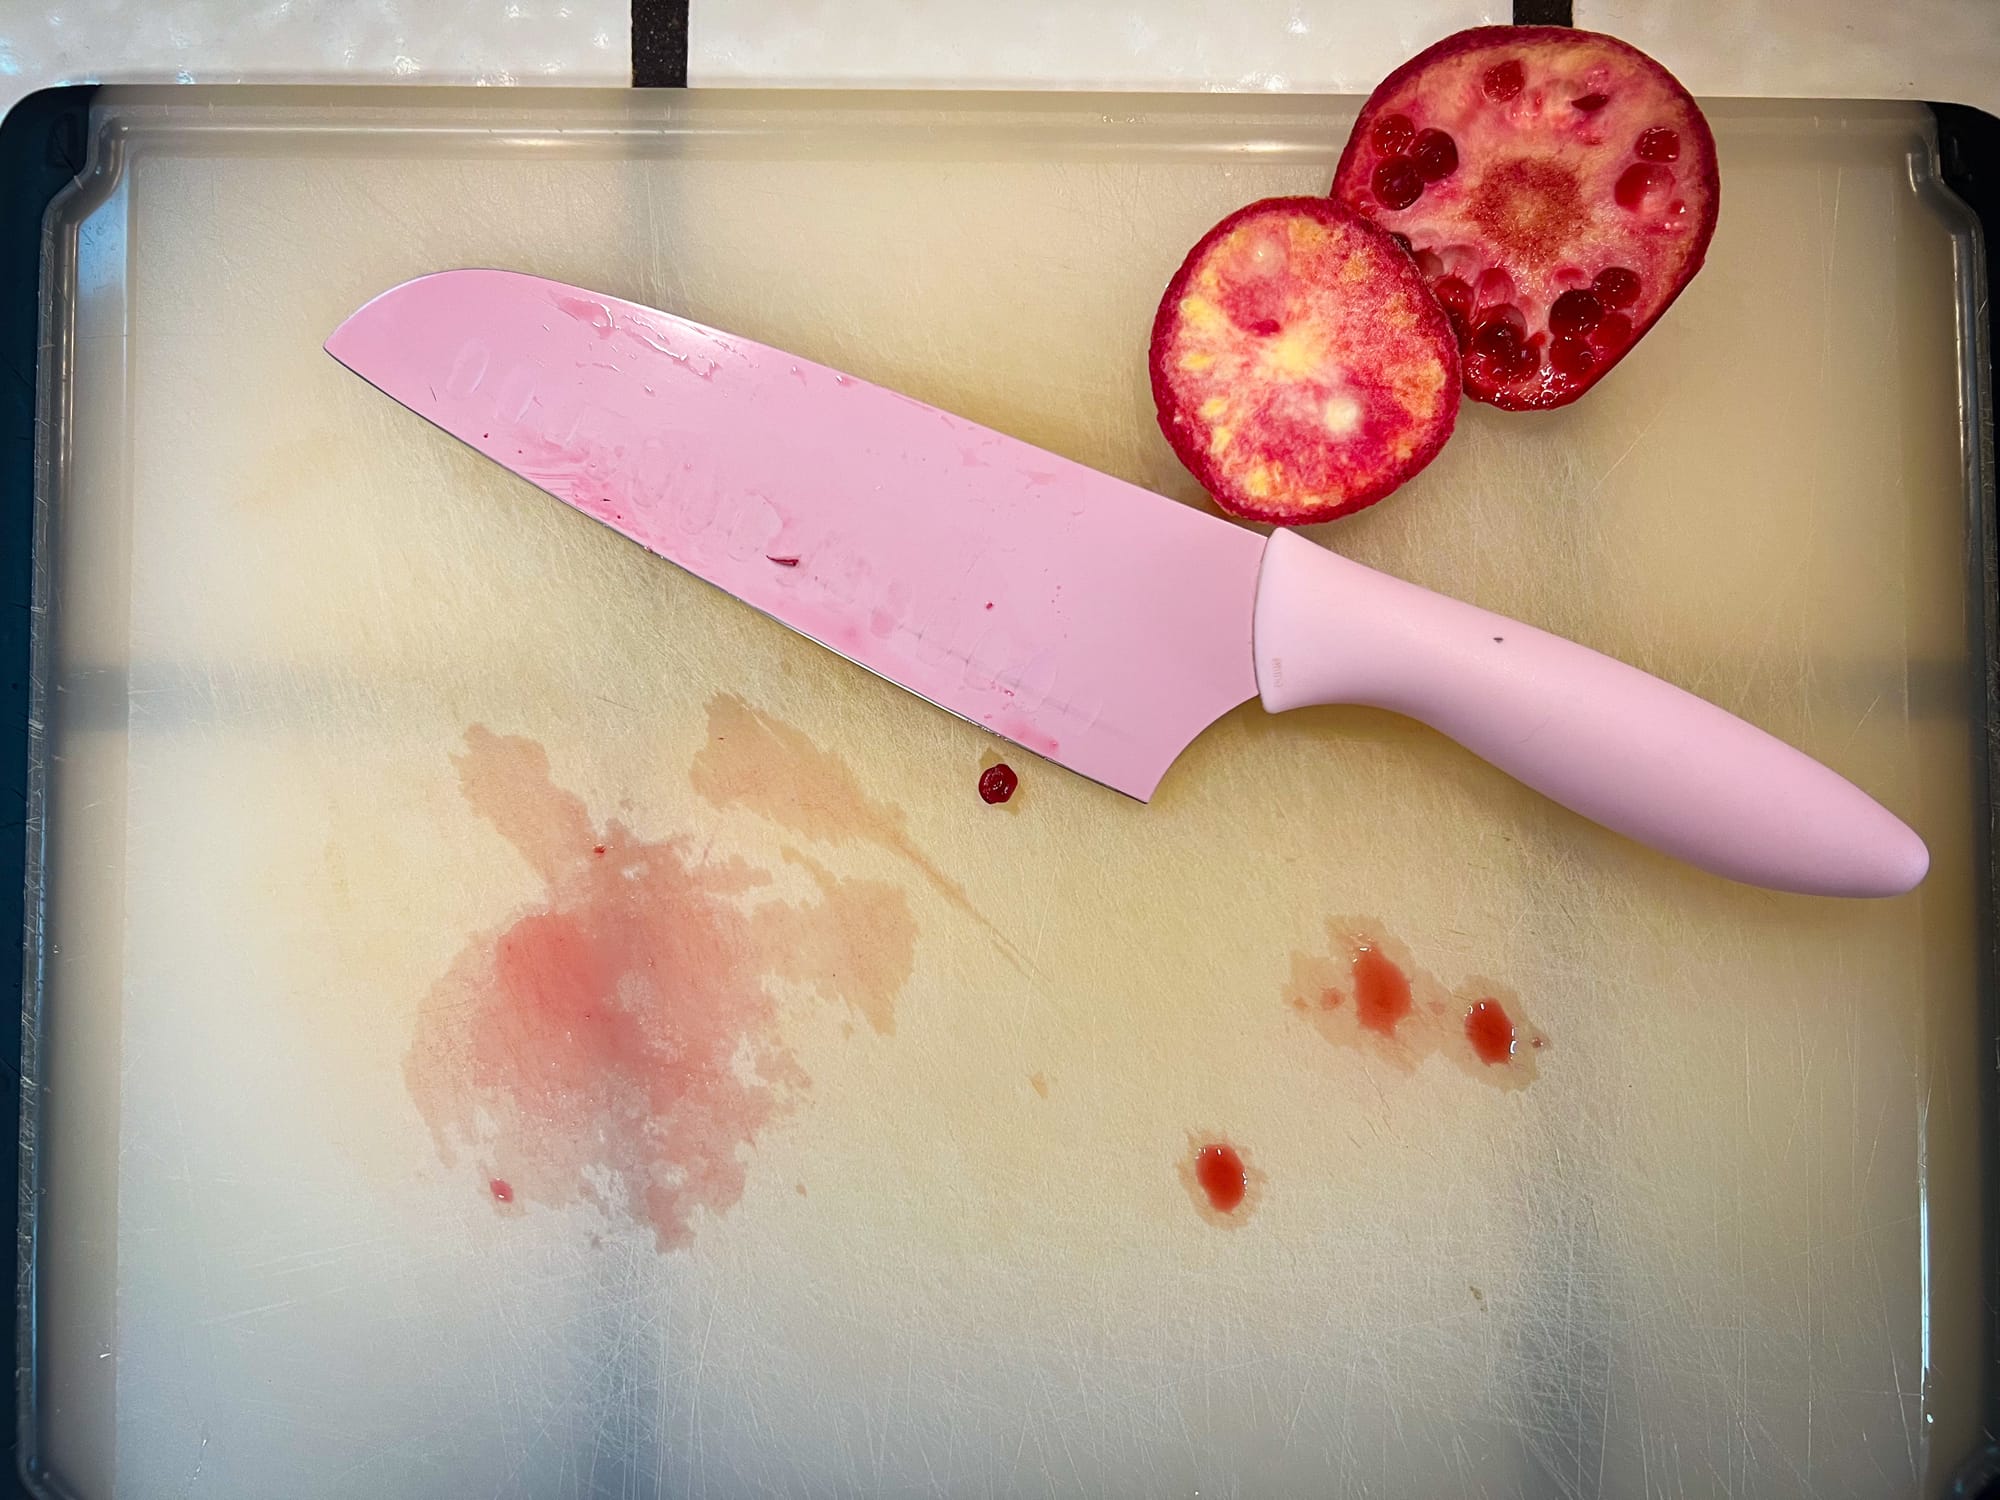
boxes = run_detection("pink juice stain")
[407,726,914,1250]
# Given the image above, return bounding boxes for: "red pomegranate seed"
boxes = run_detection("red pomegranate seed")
[1370,112,1416,156]
[1373,158,1425,210]
[1635,126,1681,162]
[1548,336,1595,377]
[1470,310,1523,360]
[1592,312,1634,346]
[1332,27,1717,409]
[1592,266,1641,307]
[1483,59,1526,101]
[1548,288,1602,337]
[978,763,1018,804]
[1615,162,1674,210]
[1433,275,1473,319]
[1470,307,1539,381]
[1411,128,1458,181]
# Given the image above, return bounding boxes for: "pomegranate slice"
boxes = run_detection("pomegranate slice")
[1332,26,1718,410]
[1149,197,1459,523]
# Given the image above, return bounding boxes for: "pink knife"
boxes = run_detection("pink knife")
[327,270,1927,898]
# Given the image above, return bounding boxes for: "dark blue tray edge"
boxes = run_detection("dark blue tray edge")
[2,81,97,1500]
[1935,97,2000,1500]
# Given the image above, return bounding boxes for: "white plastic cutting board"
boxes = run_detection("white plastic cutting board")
[31,88,1983,1498]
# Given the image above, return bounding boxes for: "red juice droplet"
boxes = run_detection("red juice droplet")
[1290,921,1545,1088]
[766,555,800,567]
[1465,998,1516,1064]
[489,1178,514,1204]
[1351,944,1413,1035]
[1194,1144,1247,1214]
[978,764,1018,804]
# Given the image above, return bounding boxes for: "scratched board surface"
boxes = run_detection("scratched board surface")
[29,90,1982,1498]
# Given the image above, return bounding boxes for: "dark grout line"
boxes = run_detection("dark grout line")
[632,0,690,88]
[1512,0,1574,25]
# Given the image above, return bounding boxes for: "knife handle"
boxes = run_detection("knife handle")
[1251,530,1927,897]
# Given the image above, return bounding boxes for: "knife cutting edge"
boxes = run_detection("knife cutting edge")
[326,269,1927,899]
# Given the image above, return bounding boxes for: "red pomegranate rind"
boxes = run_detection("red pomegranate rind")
[1332,27,1718,411]
[1149,197,1460,523]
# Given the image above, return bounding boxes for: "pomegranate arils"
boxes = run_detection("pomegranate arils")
[1411,129,1459,181]
[1464,270,1535,387]
[1615,162,1674,210]
[1373,159,1425,210]
[1472,314,1537,381]
[978,763,1018,804]
[1471,308,1526,363]
[1483,59,1526,101]
[1592,312,1633,347]
[1592,266,1641,308]
[1548,288,1602,337]
[1331,26,1719,409]
[1433,275,1474,340]
[1635,126,1681,162]
[1433,275,1473,319]
[1371,112,1417,156]
[1549,336,1595,377]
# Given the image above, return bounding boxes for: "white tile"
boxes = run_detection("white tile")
[1579,0,2000,116]
[10,1,1999,115]
[689,0,1501,92]
[1,0,628,108]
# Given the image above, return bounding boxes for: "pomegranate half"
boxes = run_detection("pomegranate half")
[1333,26,1718,410]
[1150,196,1460,523]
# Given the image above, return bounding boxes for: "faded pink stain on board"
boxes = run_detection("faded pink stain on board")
[691,694,1025,968]
[405,723,915,1251]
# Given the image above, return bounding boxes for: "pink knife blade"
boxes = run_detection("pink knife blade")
[326,268,1262,800]
[327,269,1928,897]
